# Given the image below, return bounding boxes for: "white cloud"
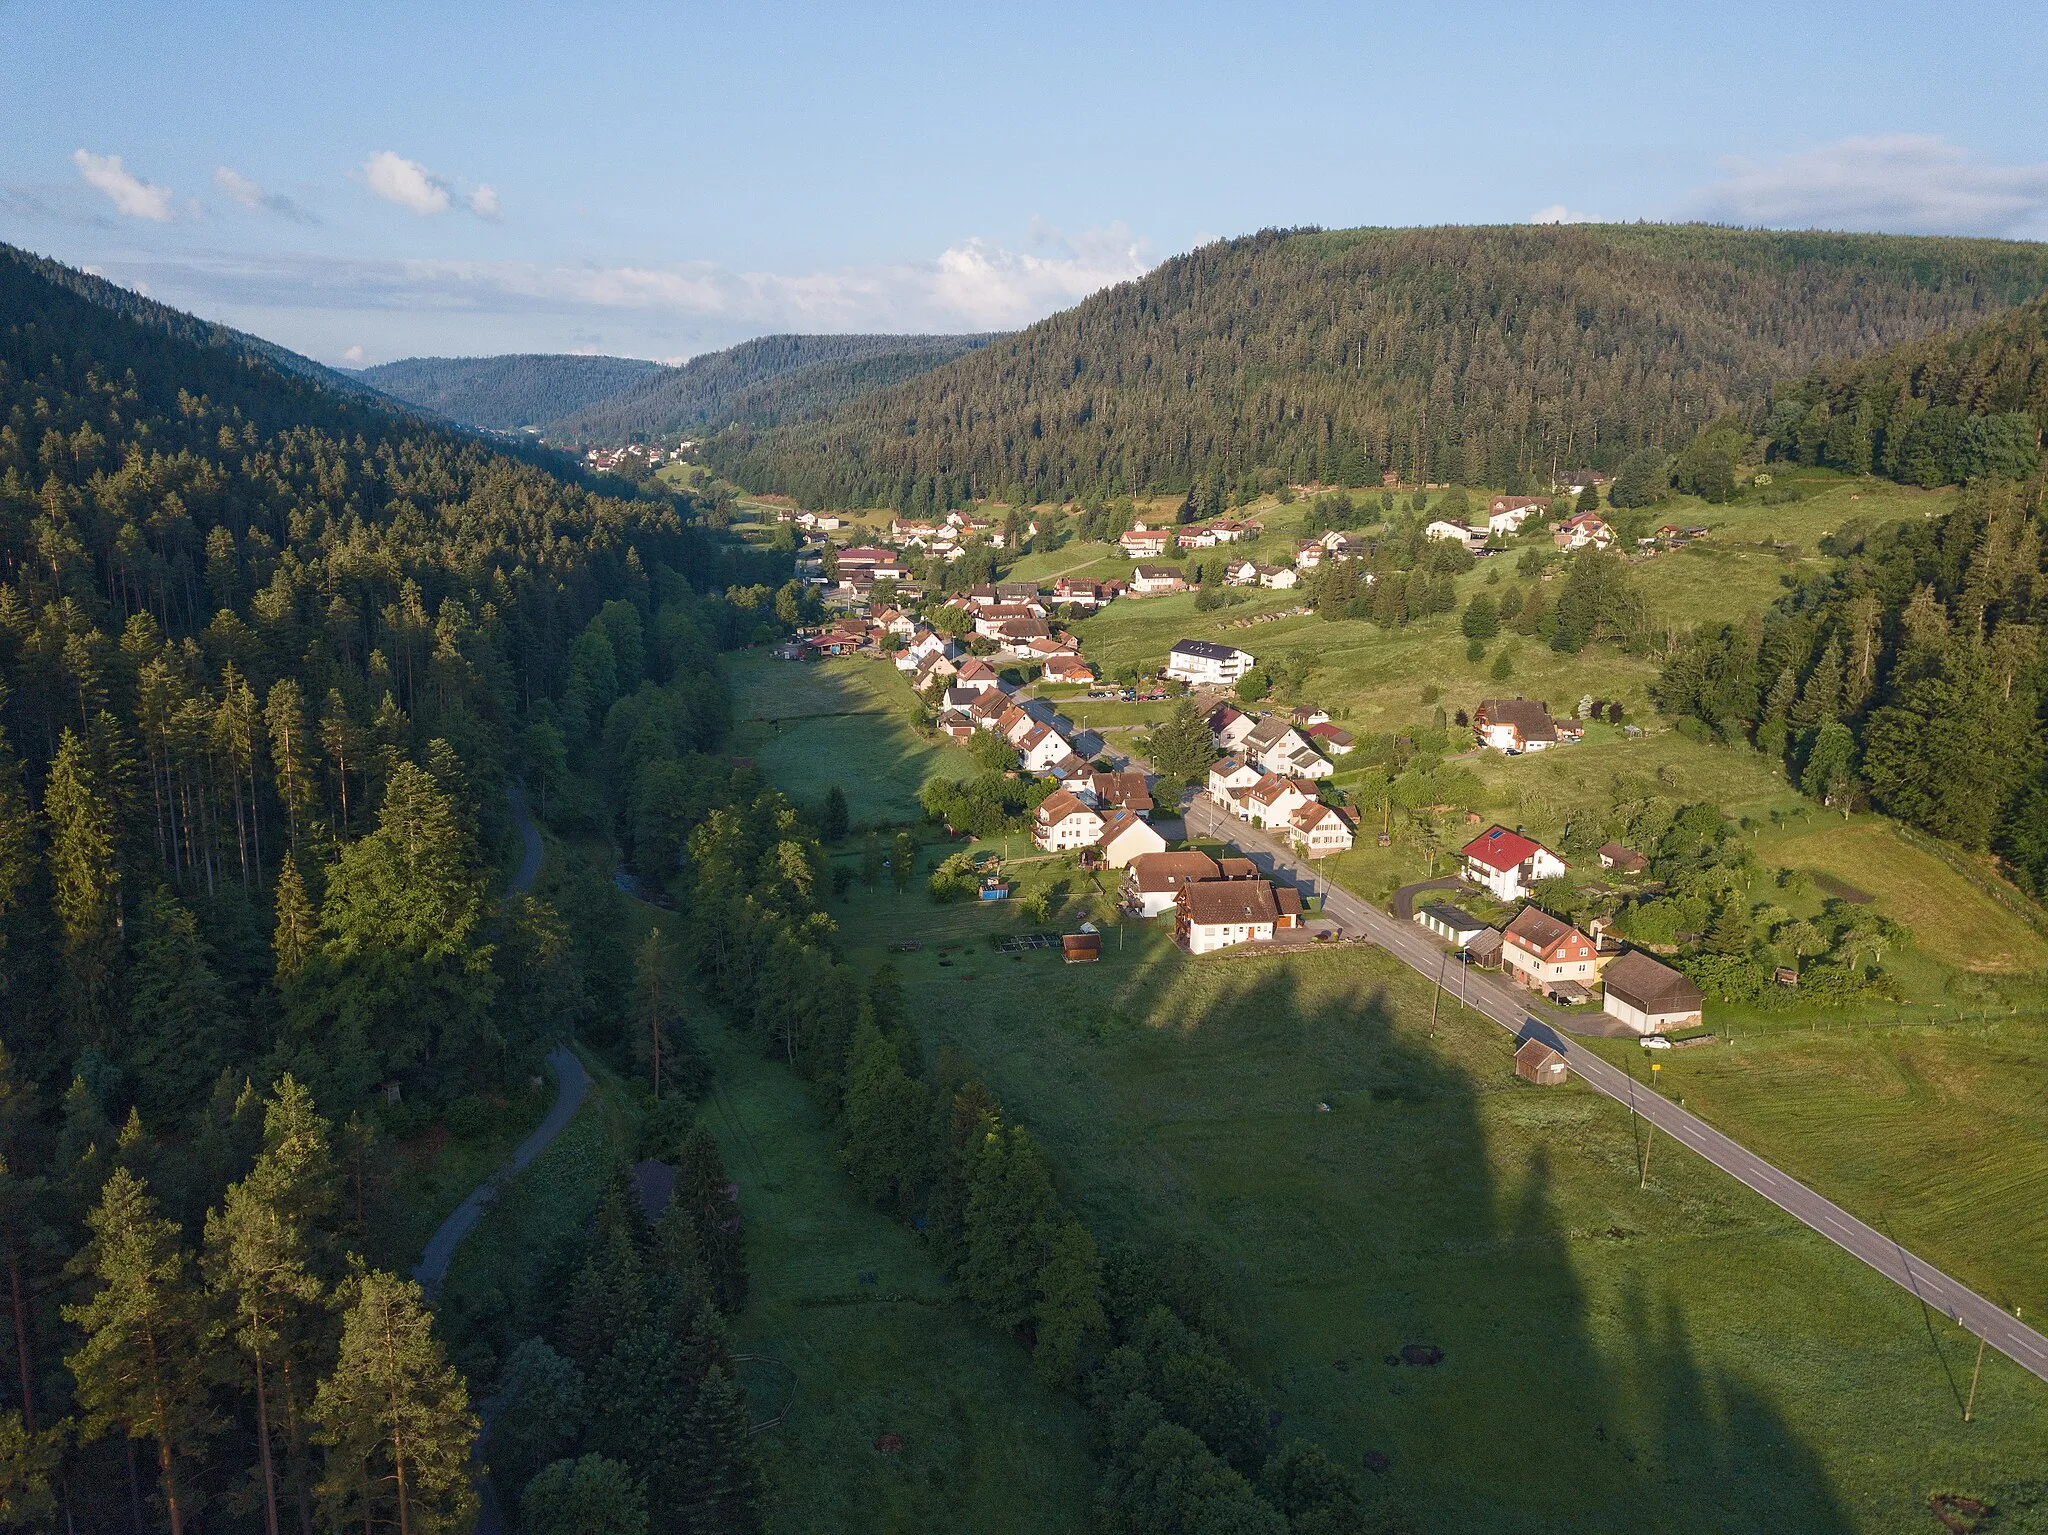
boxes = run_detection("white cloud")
[1528,204,1602,225]
[214,166,315,223]
[73,150,176,221]
[1692,135,2048,237]
[467,184,501,220]
[361,151,450,215]
[73,224,1157,360]
[342,344,365,364]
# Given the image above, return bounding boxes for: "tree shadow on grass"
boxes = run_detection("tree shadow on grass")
[1020,950,1863,1534]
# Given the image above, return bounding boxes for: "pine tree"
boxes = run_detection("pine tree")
[961,1124,1059,1333]
[676,1129,746,1313]
[44,728,122,1040]
[521,1453,648,1535]
[311,1271,478,1535]
[633,929,677,1099]
[0,1409,58,1528]
[128,887,235,1114]
[63,1168,219,1535]
[266,680,316,856]
[819,785,849,844]
[837,1020,929,1215]
[272,854,316,985]
[0,689,30,976]
[1032,1217,1107,1389]
[668,1366,761,1535]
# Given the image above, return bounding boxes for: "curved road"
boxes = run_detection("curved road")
[413,786,591,1296]
[1184,794,2048,1386]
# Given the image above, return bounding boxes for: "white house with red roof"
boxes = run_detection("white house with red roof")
[1461,825,1567,901]
[1120,524,1173,558]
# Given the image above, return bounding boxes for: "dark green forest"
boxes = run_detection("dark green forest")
[1655,478,2048,890]
[706,224,2048,510]
[0,242,799,1532]
[1764,292,2048,486]
[548,332,995,446]
[355,354,665,432]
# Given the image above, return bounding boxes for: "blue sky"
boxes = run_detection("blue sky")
[5,0,2046,365]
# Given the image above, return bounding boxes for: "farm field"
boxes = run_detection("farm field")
[805,858,2048,1534]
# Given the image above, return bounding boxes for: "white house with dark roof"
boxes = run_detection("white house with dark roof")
[1165,639,1256,686]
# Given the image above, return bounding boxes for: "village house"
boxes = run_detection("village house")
[1124,850,1222,917]
[1206,757,1263,806]
[1487,495,1547,536]
[1020,723,1077,774]
[1242,773,1320,829]
[1042,654,1097,685]
[1176,878,1282,954]
[941,686,981,712]
[910,652,958,692]
[936,709,975,742]
[1287,800,1355,858]
[994,618,1054,652]
[1294,541,1325,569]
[1023,634,1082,662]
[1473,698,1559,754]
[967,690,1011,729]
[1601,951,1705,1035]
[1033,790,1104,852]
[1424,519,1488,552]
[1414,902,1490,948]
[1084,771,1155,819]
[1257,565,1300,590]
[1323,531,1372,560]
[971,603,1040,638]
[1207,703,1259,754]
[1597,841,1649,874]
[1500,906,1601,1000]
[1304,721,1355,755]
[1242,715,1334,779]
[1099,809,1169,868]
[952,657,1004,693]
[1120,524,1173,558]
[1553,512,1614,551]
[1129,565,1187,597]
[1461,825,1567,901]
[1052,576,1112,607]
[1165,639,1256,686]
[1223,558,1261,586]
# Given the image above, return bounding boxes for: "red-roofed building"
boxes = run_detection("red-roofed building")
[1461,825,1567,901]
[1500,906,1600,997]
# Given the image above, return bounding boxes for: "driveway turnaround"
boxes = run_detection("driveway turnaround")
[1184,794,2048,1387]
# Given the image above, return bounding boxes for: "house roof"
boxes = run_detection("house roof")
[1242,716,1296,751]
[1273,885,1304,917]
[1504,906,1588,956]
[1101,809,1164,849]
[1090,772,1153,813]
[1131,564,1181,579]
[1462,824,1545,871]
[1306,723,1354,746]
[1477,698,1558,741]
[956,657,999,681]
[1036,789,1098,826]
[1179,880,1281,925]
[1207,703,1244,732]
[1603,951,1704,1014]
[997,619,1052,641]
[1217,857,1259,880]
[1170,638,1249,662]
[1417,902,1486,934]
[1515,1038,1566,1072]
[1290,801,1343,831]
[1597,840,1648,870]
[1126,851,1220,893]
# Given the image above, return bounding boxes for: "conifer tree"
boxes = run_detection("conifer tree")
[0,1409,58,1529]
[1032,1217,1107,1389]
[667,1366,761,1535]
[675,1129,746,1313]
[312,1271,478,1535]
[837,1020,929,1215]
[128,887,235,1113]
[265,680,316,857]
[44,728,122,1040]
[522,1453,648,1535]
[272,854,316,984]
[63,1168,219,1535]
[961,1124,1060,1333]
[633,929,677,1099]
[0,689,30,975]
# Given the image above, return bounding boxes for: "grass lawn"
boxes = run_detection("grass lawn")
[1762,820,2048,976]
[806,866,2048,1532]
[728,652,974,827]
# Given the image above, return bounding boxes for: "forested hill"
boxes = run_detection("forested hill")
[355,351,664,430]
[3,241,399,408]
[547,329,996,444]
[1765,291,2048,486]
[706,224,2048,510]
[0,244,799,1528]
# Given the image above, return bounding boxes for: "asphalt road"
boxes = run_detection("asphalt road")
[1183,795,2048,1386]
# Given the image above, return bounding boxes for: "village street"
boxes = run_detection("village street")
[1179,793,2048,1386]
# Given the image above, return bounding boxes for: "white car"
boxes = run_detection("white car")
[1639,1035,1672,1050]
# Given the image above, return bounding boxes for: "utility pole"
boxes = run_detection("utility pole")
[1429,952,1446,1038]
[1965,1331,1988,1422]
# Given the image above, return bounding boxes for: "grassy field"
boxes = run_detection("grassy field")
[800,859,2048,1533]
[728,652,975,826]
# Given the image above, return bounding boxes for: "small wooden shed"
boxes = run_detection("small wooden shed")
[1514,1038,1569,1086]
[1062,933,1102,964]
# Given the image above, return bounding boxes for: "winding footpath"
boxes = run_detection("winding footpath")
[413,785,592,1296]
[1183,793,2048,1386]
